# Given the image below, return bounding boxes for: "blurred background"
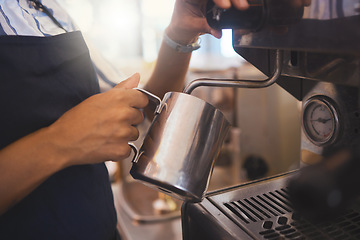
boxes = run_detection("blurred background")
[59,0,244,77]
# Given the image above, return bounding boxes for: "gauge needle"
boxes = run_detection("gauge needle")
[311,118,332,123]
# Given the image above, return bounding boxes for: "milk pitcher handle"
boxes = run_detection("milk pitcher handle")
[128,142,142,163]
[134,88,162,114]
[128,88,161,163]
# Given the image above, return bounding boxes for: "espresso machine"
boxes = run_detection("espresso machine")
[182,0,360,239]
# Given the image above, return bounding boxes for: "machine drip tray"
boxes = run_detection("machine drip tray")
[221,187,360,239]
[182,171,360,240]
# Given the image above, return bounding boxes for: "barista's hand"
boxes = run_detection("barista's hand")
[167,0,250,45]
[48,73,148,166]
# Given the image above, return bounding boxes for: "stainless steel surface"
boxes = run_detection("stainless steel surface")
[130,91,231,202]
[230,0,360,89]
[183,49,283,94]
[232,0,360,54]
[182,172,360,239]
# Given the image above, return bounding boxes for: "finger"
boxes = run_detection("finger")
[118,107,145,126]
[213,0,232,9]
[127,126,140,142]
[129,108,145,126]
[114,73,141,89]
[126,89,149,109]
[213,0,249,10]
[118,125,140,142]
[113,88,149,109]
[292,0,311,7]
[106,142,133,162]
[232,0,250,10]
[112,125,140,143]
[303,0,311,6]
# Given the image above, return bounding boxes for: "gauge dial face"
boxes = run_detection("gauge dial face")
[303,97,339,145]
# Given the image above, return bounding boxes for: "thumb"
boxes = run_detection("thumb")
[114,73,141,89]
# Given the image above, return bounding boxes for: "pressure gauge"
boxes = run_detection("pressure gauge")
[302,96,340,146]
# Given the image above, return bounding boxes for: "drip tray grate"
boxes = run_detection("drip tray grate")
[224,188,292,224]
[254,209,360,240]
[208,173,360,240]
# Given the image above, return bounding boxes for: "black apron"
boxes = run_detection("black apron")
[0,31,119,240]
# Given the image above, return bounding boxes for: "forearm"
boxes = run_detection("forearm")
[144,0,207,98]
[0,127,66,215]
[0,76,147,215]
[144,30,193,98]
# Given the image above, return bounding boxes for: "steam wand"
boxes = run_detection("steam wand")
[183,49,283,94]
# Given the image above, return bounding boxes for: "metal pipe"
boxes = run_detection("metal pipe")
[183,49,283,94]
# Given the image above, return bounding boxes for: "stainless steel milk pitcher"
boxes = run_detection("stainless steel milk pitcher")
[130,88,230,202]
